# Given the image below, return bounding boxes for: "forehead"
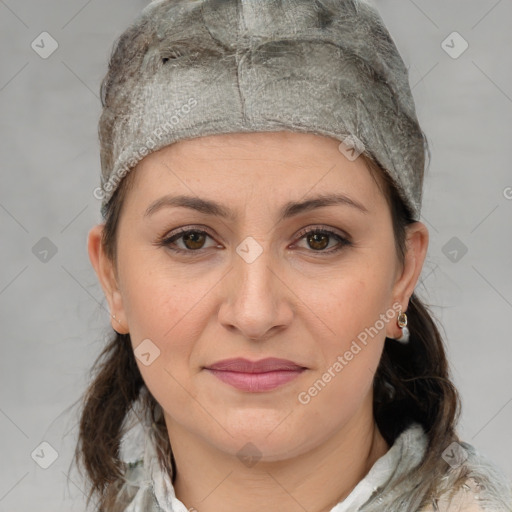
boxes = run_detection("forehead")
[159,131,343,160]
[133,131,370,178]
[119,130,386,215]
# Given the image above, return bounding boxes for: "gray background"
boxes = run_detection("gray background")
[1,0,511,510]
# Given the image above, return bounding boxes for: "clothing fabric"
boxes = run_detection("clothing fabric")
[97,0,426,221]
[115,386,512,511]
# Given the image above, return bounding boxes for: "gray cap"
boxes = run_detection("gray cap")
[97,0,427,220]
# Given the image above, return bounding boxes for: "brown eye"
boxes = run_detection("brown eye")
[294,227,351,254]
[181,231,207,250]
[307,232,329,251]
[158,228,218,253]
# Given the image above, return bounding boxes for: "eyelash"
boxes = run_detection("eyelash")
[155,225,352,256]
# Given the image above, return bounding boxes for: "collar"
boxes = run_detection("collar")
[118,387,428,512]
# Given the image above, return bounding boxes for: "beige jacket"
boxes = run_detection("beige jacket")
[421,478,501,511]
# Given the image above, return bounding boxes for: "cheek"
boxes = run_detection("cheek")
[297,258,394,395]
[121,267,209,416]
[314,267,393,347]
[295,275,389,432]
[119,244,201,339]
[118,253,218,388]
[124,277,207,362]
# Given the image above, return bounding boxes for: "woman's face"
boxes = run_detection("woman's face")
[90,131,428,461]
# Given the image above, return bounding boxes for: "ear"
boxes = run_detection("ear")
[87,224,129,334]
[386,221,429,339]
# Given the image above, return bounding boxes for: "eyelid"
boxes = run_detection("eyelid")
[156,225,220,252]
[294,224,350,242]
[156,224,351,254]
[291,225,352,254]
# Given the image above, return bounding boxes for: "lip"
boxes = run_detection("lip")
[205,357,305,373]
[204,357,307,392]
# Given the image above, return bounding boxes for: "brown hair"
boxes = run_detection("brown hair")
[70,146,475,511]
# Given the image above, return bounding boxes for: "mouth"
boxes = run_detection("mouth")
[203,357,307,392]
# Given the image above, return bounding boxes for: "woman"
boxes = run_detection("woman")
[73,0,512,511]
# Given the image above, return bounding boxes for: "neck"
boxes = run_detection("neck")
[166,397,390,512]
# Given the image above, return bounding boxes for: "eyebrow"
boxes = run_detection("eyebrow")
[144,192,369,221]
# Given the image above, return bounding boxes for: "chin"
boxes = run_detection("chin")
[208,417,316,462]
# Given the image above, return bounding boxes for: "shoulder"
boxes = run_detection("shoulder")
[419,439,512,512]
[419,482,493,511]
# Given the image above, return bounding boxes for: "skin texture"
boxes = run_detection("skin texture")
[88,131,429,512]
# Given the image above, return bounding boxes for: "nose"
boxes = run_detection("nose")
[217,238,294,341]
